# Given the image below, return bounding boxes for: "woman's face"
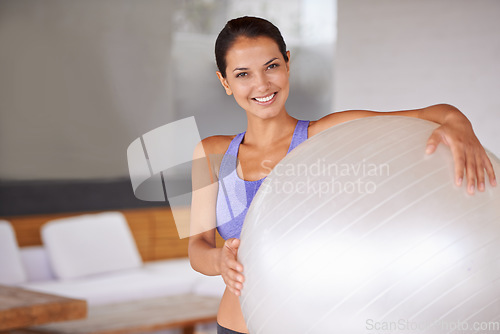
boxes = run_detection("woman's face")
[217,36,290,120]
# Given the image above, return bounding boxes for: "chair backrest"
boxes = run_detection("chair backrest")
[20,246,56,282]
[0,220,27,284]
[42,212,143,280]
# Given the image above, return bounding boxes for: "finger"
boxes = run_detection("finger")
[222,268,242,285]
[223,265,244,282]
[465,149,477,194]
[425,130,442,155]
[483,154,497,187]
[226,272,243,287]
[475,153,486,192]
[225,269,244,292]
[224,258,243,273]
[223,238,234,250]
[231,269,245,283]
[224,238,240,253]
[229,286,241,296]
[223,244,236,260]
[231,238,240,248]
[448,143,465,187]
[221,249,244,271]
[226,284,241,296]
[434,127,464,186]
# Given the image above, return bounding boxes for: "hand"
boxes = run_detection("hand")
[425,115,497,194]
[219,238,245,296]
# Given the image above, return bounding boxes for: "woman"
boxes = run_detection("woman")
[188,16,496,334]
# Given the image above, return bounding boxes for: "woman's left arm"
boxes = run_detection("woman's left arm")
[312,104,497,194]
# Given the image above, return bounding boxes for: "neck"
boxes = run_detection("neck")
[243,111,297,148]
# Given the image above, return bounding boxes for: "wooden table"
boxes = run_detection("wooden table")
[17,294,219,334]
[0,285,87,331]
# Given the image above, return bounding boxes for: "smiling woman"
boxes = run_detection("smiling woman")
[216,36,291,122]
[214,17,291,124]
[187,16,497,334]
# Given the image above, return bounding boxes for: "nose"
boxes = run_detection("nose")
[255,72,271,92]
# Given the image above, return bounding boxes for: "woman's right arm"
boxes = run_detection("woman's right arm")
[188,139,245,295]
[189,230,245,296]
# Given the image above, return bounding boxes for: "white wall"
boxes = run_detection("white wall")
[335,0,500,157]
[0,0,178,180]
[0,0,335,181]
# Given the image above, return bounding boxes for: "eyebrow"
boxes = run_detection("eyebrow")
[233,57,279,72]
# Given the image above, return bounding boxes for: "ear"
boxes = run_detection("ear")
[286,50,291,74]
[216,71,233,96]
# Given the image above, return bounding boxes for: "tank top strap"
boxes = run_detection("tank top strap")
[287,120,310,153]
[219,132,245,180]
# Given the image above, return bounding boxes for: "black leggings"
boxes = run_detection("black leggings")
[217,322,247,334]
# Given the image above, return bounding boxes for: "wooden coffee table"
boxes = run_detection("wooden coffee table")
[18,294,219,334]
[0,285,87,331]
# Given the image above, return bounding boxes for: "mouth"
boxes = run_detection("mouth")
[252,92,277,105]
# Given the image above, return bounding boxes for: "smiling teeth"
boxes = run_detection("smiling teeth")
[254,93,275,102]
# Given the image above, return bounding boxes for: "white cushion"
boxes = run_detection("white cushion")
[192,275,226,297]
[0,220,27,284]
[142,257,200,273]
[144,258,226,297]
[20,246,56,282]
[21,258,201,305]
[41,212,142,280]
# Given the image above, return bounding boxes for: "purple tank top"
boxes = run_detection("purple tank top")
[216,120,310,240]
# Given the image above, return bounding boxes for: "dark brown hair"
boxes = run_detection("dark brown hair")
[215,16,288,78]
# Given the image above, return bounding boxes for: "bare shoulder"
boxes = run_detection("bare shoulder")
[192,135,236,184]
[193,135,236,173]
[199,135,235,156]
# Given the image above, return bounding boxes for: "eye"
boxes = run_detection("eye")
[236,72,248,78]
[267,63,279,70]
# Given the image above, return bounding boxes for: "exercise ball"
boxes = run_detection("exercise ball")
[238,116,500,334]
